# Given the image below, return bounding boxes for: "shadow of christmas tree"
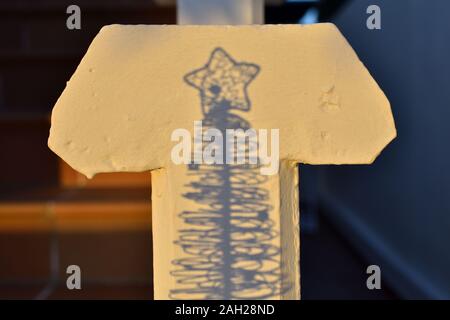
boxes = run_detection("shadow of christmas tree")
[169,48,285,299]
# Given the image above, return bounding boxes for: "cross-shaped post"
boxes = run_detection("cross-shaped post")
[48,3,396,300]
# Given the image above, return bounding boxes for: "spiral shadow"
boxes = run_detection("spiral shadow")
[170,48,285,299]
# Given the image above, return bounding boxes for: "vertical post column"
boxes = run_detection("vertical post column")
[151,0,300,299]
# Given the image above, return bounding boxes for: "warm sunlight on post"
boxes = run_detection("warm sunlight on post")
[48,1,395,300]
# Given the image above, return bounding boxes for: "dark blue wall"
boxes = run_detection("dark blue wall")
[319,0,450,298]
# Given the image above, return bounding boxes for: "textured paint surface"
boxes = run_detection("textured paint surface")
[48,24,396,178]
[48,24,396,300]
[151,162,299,299]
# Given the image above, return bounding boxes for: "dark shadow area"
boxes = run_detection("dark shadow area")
[301,210,398,300]
[313,0,450,298]
[170,48,283,300]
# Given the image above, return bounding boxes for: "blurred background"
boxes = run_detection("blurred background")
[0,0,448,299]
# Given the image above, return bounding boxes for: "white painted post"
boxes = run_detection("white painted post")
[154,0,300,300]
[48,18,396,301]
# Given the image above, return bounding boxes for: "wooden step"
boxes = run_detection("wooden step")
[0,115,58,188]
[0,187,151,232]
[0,115,151,189]
[0,1,175,114]
[0,0,169,12]
[0,284,153,300]
[0,187,152,286]
[0,2,175,57]
[59,160,151,189]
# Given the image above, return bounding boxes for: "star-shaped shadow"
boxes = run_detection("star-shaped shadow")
[184,47,260,115]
